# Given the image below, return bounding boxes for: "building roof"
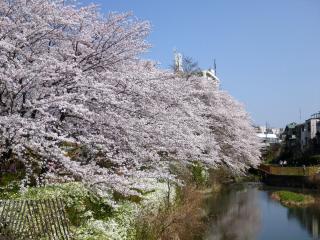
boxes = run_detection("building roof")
[311,111,320,119]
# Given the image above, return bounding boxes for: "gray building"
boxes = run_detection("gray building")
[301,112,320,149]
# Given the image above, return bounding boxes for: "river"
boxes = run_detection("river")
[203,183,320,240]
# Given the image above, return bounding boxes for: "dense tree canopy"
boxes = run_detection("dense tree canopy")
[0,0,261,195]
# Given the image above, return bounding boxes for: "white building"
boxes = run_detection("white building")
[256,126,282,137]
[257,133,279,144]
[271,128,283,136]
[201,68,219,82]
[255,126,282,144]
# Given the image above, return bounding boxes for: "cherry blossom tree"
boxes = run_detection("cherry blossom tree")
[0,0,261,196]
[171,73,261,173]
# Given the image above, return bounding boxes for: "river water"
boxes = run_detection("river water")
[204,183,320,240]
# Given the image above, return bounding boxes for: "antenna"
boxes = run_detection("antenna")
[265,121,268,140]
[299,108,302,122]
[213,59,217,76]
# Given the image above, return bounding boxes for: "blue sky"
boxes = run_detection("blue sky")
[82,0,320,128]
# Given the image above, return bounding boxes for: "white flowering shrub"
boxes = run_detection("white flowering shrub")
[5,181,175,240]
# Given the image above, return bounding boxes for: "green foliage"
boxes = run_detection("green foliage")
[263,143,281,163]
[278,154,320,167]
[190,161,208,186]
[0,172,24,199]
[308,155,320,164]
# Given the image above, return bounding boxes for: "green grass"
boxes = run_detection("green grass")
[272,190,315,207]
[276,191,305,202]
[0,172,24,199]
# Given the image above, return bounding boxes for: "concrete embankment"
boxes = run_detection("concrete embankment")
[258,164,320,189]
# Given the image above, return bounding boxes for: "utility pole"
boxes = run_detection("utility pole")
[265,121,268,141]
[299,108,302,122]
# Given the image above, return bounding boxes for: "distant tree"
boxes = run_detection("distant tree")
[181,56,201,79]
[171,55,201,79]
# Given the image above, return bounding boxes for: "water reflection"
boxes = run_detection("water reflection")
[204,184,261,240]
[204,183,320,240]
[287,204,320,239]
